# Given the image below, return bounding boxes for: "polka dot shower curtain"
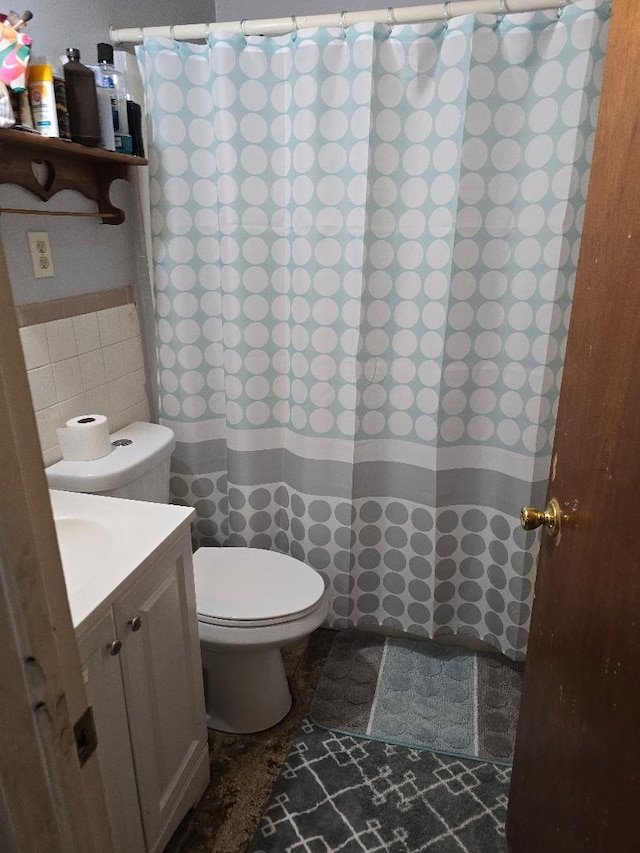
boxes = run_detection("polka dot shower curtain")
[137,0,610,661]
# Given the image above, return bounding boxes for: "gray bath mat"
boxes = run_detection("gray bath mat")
[310,629,522,764]
[247,717,510,853]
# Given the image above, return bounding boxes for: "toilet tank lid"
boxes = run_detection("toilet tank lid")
[45,422,176,493]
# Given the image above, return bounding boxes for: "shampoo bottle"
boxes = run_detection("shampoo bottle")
[95,42,128,134]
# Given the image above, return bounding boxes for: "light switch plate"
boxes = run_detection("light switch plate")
[27,231,55,279]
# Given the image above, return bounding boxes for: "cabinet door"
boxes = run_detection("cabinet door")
[79,611,145,853]
[113,533,207,848]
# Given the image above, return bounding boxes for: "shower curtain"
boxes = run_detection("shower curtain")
[138,0,610,660]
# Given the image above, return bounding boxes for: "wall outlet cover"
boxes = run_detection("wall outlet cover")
[27,231,55,279]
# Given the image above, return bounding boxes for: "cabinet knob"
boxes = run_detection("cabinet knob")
[129,615,142,632]
[107,640,122,656]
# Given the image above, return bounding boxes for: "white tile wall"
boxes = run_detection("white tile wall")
[45,318,78,362]
[20,324,50,369]
[27,365,57,410]
[73,312,100,355]
[20,303,151,467]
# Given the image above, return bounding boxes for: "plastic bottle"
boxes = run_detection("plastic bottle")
[63,48,100,147]
[28,58,59,137]
[52,59,71,141]
[95,43,128,135]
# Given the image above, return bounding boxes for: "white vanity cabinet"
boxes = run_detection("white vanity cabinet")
[79,609,146,853]
[78,529,209,853]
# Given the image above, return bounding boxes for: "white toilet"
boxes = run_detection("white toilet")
[46,421,329,733]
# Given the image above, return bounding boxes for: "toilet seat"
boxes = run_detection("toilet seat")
[193,547,326,628]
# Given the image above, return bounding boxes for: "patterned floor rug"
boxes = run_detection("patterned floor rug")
[310,630,523,764]
[247,717,511,853]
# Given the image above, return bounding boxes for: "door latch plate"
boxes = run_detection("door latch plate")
[74,705,98,767]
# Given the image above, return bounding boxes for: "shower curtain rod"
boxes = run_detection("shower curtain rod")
[110,0,574,44]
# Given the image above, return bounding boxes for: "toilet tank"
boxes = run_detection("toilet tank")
[45,422,176,503]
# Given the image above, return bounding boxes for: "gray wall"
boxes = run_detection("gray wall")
[23,0,218,65]
[0,183,137,305]
[215,0,441,23]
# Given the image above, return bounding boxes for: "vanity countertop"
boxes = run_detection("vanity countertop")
[49,489,195,636]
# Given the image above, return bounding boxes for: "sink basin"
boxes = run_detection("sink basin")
[54,516,114,597]
[49,488,195,632]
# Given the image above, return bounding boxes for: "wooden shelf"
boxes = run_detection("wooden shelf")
[0,128,148,225]
[0,128,148,165]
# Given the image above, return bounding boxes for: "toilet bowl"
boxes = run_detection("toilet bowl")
[46,421,329,735]
[194,546,329,733]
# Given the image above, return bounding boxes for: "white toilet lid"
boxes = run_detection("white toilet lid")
[193,547,325,626]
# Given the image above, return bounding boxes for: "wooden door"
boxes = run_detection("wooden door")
[507,3,640,850]
[0,237,113,851]
[79,612,145,853]
[113,534,208,849]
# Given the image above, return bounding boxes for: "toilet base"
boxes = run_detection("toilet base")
[201,645,292,733]
[197,595,329,734]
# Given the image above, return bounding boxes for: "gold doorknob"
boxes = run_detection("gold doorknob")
[520,497,562,538]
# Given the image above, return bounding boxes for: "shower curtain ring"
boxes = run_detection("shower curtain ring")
[169,24,177,42]
[496,0,506,25]
[556,3,565,19]
[138,26,144,44]
[339,11,348,37]
[291,15,298,42]
[442,1,451,28]
[205,21,211,41]
[386,7,396,35]
[240,19,248,41]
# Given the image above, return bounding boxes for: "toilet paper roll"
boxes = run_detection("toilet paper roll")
[56,414,112,462]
